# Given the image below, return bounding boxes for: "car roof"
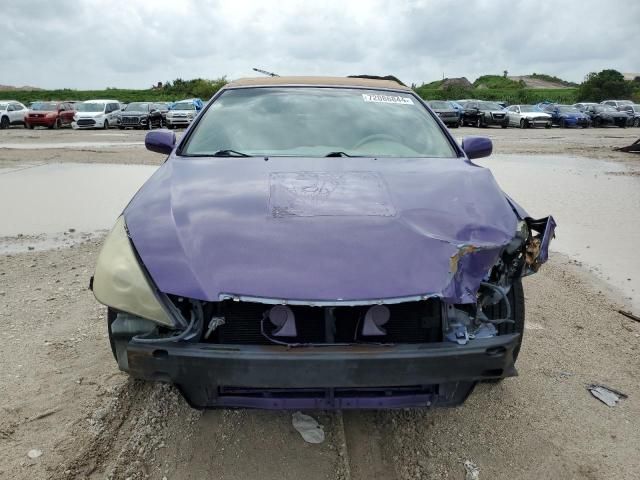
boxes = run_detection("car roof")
[225,76,411,91]
[84,99,120,103]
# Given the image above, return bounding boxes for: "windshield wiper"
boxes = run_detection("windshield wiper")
[325,151,352,157]
[212,149,251,157]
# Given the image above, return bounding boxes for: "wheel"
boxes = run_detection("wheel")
[482,278,525,384]
[475,117,483,128]
[593,118,601,128]
[545,123,551,129]
[501,123,508,129]
[53,118,61,129]
[147,119,153,130]
[118,125,125,130]
[634,118,640,127]
[107,307,117,360]
[24,123,29,129]
[29,123,34,129]
[103,120,109,130]
[519,118,527,129]
[0,116,9,129]
[559,118,567,128]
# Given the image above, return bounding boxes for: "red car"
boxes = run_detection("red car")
[25,101,75,129]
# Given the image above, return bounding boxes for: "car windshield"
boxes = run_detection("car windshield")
[429,101,450,109]
[558,106,579,113]
[519,106,536,112]
[31,102,58,111]
[125,102,150,111]
[76,103,105,112]
[182,87,456,158]
[479,102,503,110]
[172,102,196,110]
[596,105,617,112]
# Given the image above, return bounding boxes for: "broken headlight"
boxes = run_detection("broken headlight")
[92,216,174,327]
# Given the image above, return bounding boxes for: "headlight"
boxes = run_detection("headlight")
[93,216,174,326]
[73,115,78,121]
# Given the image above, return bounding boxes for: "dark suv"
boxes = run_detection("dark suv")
[118,102,163,129]
[463,101,509,128]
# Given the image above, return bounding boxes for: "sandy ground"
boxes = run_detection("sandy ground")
[1,125,639,479]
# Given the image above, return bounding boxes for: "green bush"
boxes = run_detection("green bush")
[473,75,524,89]
[7,77,228,104]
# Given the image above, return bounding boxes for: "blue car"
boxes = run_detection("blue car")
[538,103,590,128]
[447,101,465,125]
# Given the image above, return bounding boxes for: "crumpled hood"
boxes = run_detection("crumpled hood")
[124,156,521,304]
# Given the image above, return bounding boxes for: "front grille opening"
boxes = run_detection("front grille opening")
[196,299,442,346]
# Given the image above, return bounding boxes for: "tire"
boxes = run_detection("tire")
[634,118,639,127]
[545,123,551,129]
[519,118,527,129]
[0,116,9,129]
[118,126,125,130]
[103,120,109,130]
[107,307,117,360]
[501,123,508,129]
[53,118,61,129]
[559,118,567,128]
[29,123,34,129]
[475,117,483,128]
[483,278,526,381]
[593,118,601,128]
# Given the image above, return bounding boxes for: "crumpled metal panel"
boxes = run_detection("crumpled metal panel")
[124,155,547,304]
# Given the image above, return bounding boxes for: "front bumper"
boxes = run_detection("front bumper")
[166,117,193,126]
[123,334,520,409]
[26,117,56,127]
[72,117,105,129]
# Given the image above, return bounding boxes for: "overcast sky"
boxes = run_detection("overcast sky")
[3,0,638,90]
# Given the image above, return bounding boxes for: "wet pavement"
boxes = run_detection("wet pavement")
[0,163,157,251]
[478,154,640,311]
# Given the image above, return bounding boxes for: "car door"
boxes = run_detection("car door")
[507,106,518,126]
[9,103,25,124]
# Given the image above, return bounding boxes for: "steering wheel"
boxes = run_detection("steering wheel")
[353,133,400,150]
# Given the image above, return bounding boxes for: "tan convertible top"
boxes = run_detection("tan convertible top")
[225,76,411,91]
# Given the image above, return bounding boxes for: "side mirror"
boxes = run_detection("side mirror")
[145,129,176,154]
[461,136,492,160]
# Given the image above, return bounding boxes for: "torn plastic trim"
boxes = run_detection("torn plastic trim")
[524,215,556,274]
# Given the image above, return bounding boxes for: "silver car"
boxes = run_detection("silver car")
[506,105,552,129]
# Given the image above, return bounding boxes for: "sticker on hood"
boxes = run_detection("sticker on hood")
[269,171,396,218]
[362,93,414,105]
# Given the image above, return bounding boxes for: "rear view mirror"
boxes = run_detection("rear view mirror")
[461,136,492,160]
[145,129,176,155]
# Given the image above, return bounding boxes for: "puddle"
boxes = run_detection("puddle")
[0,142,142,150]
[0,163,156,252]
[478,154,640,310]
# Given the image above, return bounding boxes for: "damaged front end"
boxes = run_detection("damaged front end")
[95,212,555,410]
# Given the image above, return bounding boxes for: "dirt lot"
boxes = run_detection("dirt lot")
[1,126,639,480]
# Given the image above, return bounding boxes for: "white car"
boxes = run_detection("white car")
[0,100,28,129]
[165,100,198,128]
[506,105,552,128]
[601,100,634,111]
[72,99,121,129]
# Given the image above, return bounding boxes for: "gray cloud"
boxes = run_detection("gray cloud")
[3,0,638,90]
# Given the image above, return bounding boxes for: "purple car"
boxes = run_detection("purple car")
[92,76,555,409]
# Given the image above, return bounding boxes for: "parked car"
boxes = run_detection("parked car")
[91,76,555,409]
[427,100,460,127]
[118,102,163,130]
[0,100,28,129]
[618,104,640,127]
[153,102,171,125]
[462,101,509,128]
[539,104,590,128]
[601,100,634,111]
[165,99,201,128]
[72,99,121,129]
[505,105,552,128]
[581,104,629,128]
[24,101,75,129]
[447,100,465,123]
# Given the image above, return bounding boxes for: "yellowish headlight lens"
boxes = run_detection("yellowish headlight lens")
[93,216,174,327]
